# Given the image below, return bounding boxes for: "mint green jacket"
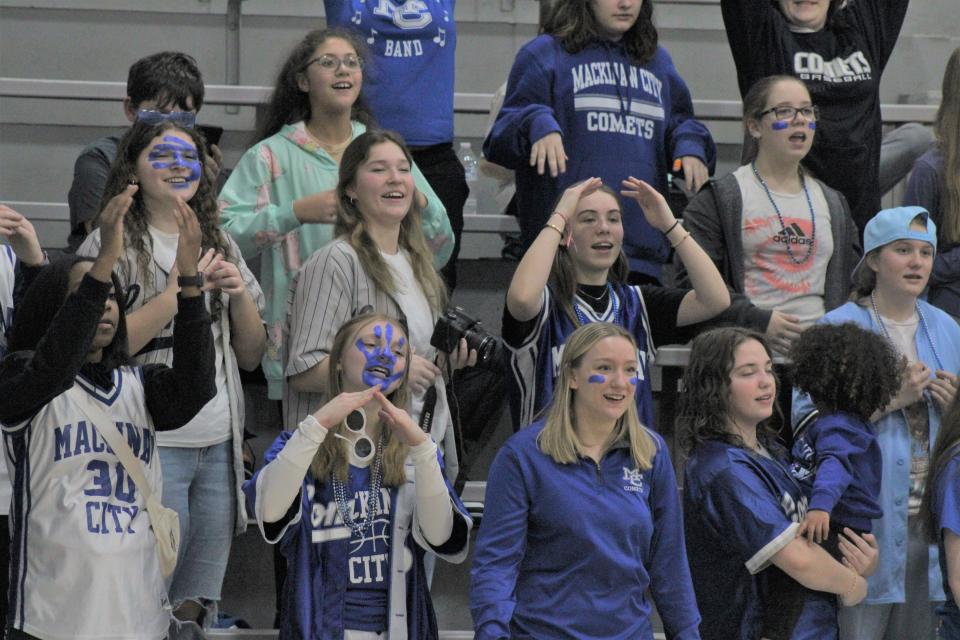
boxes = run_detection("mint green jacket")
[219,121,453,398]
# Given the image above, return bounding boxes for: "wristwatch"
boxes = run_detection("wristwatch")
[177,272,204,289]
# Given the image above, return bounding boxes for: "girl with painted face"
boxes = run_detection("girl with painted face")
[219,28,453,403]
[679,327,879,640]
[286,130,475,482]
[77,120,267,631]
[485,0,716,284]
[720,0,925,236]
[676,75,861,356]
[502,175,729,431]
[245,312,471,639]
[920,396,960,639]
[792,207,960,640]
[471,322,699,639]
[0,191,216,640]
[905,47,960,319]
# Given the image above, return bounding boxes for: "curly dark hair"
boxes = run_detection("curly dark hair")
[254,27,375,143]
[677,327,784,455]
[789,322,901,421]
[542,0,658,66]
[98,120,233,319]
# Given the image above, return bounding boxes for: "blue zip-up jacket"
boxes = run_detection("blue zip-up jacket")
[793,300,960,604]
[790,411,883,531]
[244,432,472,639]
[470,420,700,640]
[484,35,716,280]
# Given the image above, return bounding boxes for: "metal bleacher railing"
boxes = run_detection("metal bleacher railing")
[0,77,938,241]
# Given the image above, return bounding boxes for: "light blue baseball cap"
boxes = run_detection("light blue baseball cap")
[853,206,937,281]
[863,206,937,254]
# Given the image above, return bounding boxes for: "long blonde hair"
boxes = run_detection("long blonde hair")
[936,47,960,244]
[334,130,448,314]
[309,312,412,486]
[538,322,656,470]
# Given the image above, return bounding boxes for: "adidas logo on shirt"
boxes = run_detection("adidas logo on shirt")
[772,223,814,246]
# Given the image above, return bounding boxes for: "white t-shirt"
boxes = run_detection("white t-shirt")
[379,250,451,444]
[735,165,833,328]
[147,225,231,447]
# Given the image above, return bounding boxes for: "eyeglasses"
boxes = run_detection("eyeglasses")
[136,109,197,128]
[305,54,364,72]
[757,105,820,122]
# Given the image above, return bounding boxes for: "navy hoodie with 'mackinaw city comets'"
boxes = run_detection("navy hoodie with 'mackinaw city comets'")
[485,34,716,280]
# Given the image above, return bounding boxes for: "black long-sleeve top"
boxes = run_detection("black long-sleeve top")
[0,273,216,429]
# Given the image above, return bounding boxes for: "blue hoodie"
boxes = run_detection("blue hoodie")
[484,35,716,280]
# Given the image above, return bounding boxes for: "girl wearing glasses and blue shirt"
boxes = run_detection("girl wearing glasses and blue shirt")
[244,312,471,640]
[676,75,861,357]
[219,28,453,403]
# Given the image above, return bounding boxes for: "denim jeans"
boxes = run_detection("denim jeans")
[159,440,236,617]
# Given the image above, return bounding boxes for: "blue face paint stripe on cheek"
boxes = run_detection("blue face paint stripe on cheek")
[629,377,639,386]
[808,122,817,131]
[588,374,605,384]
[771,120,790,131]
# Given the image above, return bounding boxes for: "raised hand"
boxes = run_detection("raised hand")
[374,389,428,447]
[205,254,246,298]
[172,197,203,279]
[311,387,379,430]
[0,204,44,266]
[90,184,138,283]
[620,177,675,232]
[553,177,603,223]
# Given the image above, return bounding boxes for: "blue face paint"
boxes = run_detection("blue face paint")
[629,377,639,386]
[355,322,406,391]
[587,374,605,384]
[771,120,791,131]
[147,135,202,189]
[807,121,817,131]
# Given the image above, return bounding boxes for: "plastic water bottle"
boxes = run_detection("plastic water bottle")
[458,141,479,215]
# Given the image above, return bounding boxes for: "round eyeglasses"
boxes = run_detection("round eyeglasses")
[305,54,364,72]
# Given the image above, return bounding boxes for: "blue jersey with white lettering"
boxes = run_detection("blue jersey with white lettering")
[470,420,700,639]
[485,34,715,278]
[2,366,169,640]
[684,439,838,640]
[245,431,471,640]
[931,451,960,638]
[503,283,684,431]
[325,0,457,146]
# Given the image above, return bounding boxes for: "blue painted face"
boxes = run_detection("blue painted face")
[354,322,406,391]
[771,119,816,131]
[147,135,202,188]
[587,374,606,384]
[629,377,639,386]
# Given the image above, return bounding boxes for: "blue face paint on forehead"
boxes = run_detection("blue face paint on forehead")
[587,374,605,384]
[147,135,202,188]
[355,322,406,391]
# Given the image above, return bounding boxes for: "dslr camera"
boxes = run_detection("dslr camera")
[431,307,504,370]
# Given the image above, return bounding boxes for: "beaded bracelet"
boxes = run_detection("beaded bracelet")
[670,232,692,249]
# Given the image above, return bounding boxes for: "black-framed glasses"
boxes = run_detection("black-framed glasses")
[136,109,197,128]
[757,105,820,122]
[305,54,364,72]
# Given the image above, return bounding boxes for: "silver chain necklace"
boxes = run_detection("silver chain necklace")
[752,162,817,265]
[331,431,386,538]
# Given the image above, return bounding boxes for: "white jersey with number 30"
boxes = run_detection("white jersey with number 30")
[3,366,168,640]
